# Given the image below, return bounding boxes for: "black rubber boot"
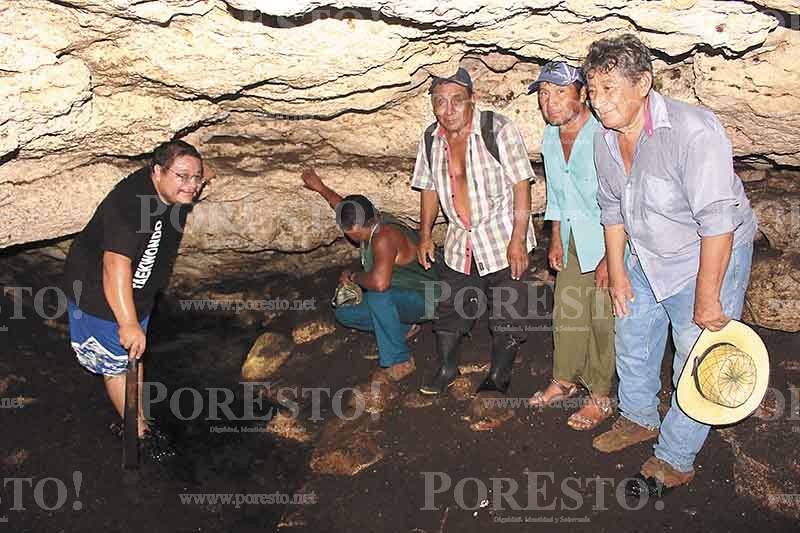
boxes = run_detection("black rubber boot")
[476,335,521,394]
[419,331,462,395]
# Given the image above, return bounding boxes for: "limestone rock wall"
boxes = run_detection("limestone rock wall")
[2,0,800,330]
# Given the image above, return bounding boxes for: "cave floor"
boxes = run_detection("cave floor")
[1,260,798,533]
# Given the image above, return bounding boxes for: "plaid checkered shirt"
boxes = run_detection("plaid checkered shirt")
[411,109,537,276]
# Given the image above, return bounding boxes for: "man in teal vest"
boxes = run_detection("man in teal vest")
[301,167,439,381]
[527,61,615,431]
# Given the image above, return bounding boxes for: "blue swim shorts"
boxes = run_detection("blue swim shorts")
[67,300,150,376]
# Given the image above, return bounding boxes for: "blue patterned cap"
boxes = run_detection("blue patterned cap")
[528,61,585,93]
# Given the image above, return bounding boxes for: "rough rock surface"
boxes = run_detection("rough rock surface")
[742,251,800,333]
[1,0,796,247]
[291,319,337,345]
[2,1,800,331]
[240,331,294,380]
[264,410,314,443]
[694,28,800,167]
[747,176,800,253]
[752,1,800,13]
[309,417,384,476]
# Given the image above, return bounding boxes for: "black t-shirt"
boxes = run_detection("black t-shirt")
[63,167,188,321]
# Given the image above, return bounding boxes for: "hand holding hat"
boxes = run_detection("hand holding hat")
[676,320,769,426]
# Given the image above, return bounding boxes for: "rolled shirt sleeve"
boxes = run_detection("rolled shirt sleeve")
[590,90,758,301]
[681,125,742,237]
[496,121,536,185]
[410,135,436,191]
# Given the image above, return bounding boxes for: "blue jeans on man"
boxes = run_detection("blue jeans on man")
[334,288,427,367]
[615,241,753,473]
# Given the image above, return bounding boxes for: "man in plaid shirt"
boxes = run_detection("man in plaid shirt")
[412,67,537,396]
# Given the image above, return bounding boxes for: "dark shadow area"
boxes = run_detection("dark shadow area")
[735,156,800,173]
[224,4,475,32]
[746,2,800,31]
[1,242,799,531]
[0,148,20,168]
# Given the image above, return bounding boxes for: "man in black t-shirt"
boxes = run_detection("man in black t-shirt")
[63,139,206,457]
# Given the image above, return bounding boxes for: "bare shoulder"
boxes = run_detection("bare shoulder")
[372,224,404,248]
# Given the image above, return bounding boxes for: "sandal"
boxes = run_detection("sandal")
[566,395,613,431]
[528,378,578,408]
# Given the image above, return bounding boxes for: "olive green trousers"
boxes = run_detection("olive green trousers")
[552,232,616,396]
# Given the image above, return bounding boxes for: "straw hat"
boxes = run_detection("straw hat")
[676,320,769,426]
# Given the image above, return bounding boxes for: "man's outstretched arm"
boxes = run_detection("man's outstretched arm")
[302,167,343,209]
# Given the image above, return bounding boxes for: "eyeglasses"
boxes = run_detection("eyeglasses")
[167,168,203,186]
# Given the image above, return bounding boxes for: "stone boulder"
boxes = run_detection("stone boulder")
[748,178,800,253]
[309,417,384,476]
[240,332,294,381]
[292,320,337,345]
[743,251,800,333]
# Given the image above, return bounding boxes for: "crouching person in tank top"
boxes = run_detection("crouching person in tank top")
[301,167,440,382]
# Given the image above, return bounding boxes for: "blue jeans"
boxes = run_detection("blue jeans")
[615,241,753,473]
[334,288,427,367]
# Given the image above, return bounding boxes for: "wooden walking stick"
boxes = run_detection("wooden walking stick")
[123,355,140,469]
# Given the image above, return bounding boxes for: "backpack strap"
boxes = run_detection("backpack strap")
[425,111,501,172]
[424,121,437,172]
[480,110,500,165]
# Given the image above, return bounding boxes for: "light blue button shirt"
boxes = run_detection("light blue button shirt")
[594,90,757,301]
[542,113,605,273]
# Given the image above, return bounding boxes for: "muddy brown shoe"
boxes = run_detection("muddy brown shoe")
[374,357,416,382]
[592,416,659,453]
[625,456,695,498]
[641,456,694,486]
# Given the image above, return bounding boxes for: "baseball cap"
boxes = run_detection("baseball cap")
[528,61,585,93]
[429,67,473,94]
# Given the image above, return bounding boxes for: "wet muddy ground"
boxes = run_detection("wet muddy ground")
[1,245,798,532]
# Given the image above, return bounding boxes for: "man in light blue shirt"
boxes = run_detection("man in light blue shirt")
[586,34,757,497]
[527,62,615,432]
